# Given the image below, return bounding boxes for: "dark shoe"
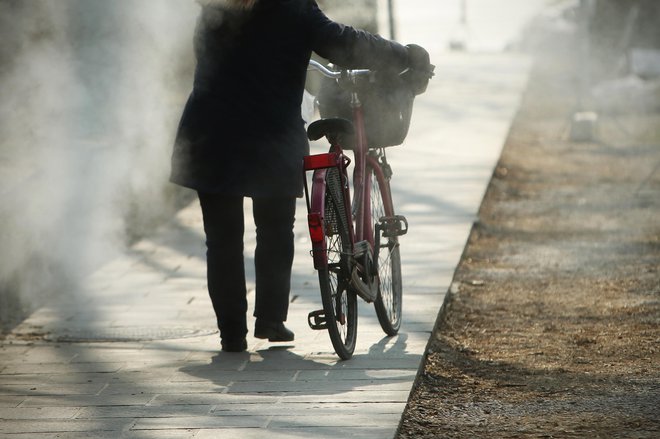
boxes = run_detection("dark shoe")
[254,320,294,342]
[221,338,247,352]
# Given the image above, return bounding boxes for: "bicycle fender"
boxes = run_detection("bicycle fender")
[308,168,328,269]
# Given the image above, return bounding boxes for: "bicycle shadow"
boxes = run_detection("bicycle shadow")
[178,333,422,397]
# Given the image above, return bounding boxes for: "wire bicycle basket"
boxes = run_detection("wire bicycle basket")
[316,71,416,149]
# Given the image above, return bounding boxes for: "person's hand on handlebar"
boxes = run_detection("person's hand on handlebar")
[405,44,434,95]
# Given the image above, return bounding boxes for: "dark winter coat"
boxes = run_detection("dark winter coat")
[170,0,409,197]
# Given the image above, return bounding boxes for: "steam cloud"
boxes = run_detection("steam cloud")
[0,0,198,325]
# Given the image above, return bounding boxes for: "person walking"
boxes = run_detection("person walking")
[170,0,430,352]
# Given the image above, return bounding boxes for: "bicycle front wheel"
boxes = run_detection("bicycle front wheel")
[370,167,403,335]
[318,167,358,360]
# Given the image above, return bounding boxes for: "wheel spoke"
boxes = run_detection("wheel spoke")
[370,163,403,335]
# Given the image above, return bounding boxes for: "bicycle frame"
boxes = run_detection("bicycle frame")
[302,80,395,301]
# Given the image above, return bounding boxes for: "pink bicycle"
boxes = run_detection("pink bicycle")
[303,60,431,359]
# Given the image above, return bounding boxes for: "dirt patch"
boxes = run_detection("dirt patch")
[397,49,660,438]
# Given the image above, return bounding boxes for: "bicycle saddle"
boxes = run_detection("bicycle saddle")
[307,118,354,142]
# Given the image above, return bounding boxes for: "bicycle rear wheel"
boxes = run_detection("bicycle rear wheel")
[370,166,403,335]
[318,167,357,360]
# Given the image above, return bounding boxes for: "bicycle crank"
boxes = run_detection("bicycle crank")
[350,240,378,303]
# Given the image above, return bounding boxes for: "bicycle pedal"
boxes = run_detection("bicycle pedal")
[353,240,371,258]
[307,310,328,330]
[380,215,409,237]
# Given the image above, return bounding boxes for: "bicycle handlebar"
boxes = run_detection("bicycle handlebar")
[308,60,420,82]
[308,59,373,80]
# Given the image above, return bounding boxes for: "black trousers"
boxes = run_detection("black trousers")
[198,192,296,341]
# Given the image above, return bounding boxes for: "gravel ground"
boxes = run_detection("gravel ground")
[396,47,660,438]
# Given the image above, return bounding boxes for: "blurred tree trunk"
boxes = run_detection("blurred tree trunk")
[589,0,660,78]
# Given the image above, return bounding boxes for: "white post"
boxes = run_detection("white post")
[388,0,396,40]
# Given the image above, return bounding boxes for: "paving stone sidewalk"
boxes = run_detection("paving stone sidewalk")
[0,50,530,438]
